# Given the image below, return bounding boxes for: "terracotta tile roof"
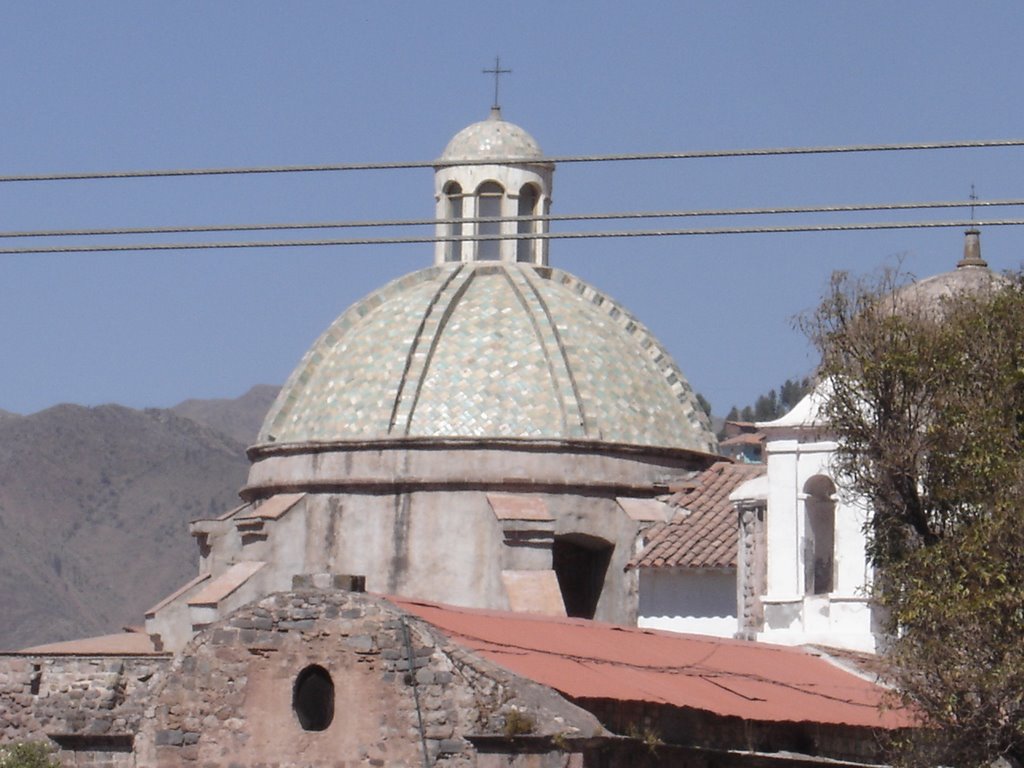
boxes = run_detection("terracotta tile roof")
[392,597,913,730]
[631,461,766,570]
[725,420,757,429]
[718,432,765,447]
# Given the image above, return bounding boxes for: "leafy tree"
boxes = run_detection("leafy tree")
[0,742,60,768]
[752,389,777,421]
[779,378,810,413]
[805,267,1024,767]
[724,378,812,425]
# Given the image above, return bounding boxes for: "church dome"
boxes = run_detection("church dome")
[258,262,716,453]
[893,229,1005,310]
[440,107,544,162]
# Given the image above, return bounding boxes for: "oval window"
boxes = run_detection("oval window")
[292,665,334,731]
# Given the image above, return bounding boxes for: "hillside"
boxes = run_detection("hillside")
[171,384,280,446]
[0,389,277,651]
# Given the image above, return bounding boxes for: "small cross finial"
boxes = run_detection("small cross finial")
[482,56,511,111]
[969,184,978,221]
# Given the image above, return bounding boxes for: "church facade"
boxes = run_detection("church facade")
[0,109,918,767]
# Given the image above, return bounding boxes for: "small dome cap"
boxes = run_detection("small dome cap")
[440,108,543,162]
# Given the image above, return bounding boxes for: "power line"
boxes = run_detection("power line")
[3,199,1022,240]
[1,139,1022,183]
[2,219,1022,255]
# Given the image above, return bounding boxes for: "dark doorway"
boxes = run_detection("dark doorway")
[553,534,614,619]
[293,665,335,731]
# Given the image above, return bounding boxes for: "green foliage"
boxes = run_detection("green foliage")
[724,378,812,424]
[626,722,664,754]
[880,511,1024,767]
[0,742,60,768]
[805,267,1024,766]
[502,707,535,736]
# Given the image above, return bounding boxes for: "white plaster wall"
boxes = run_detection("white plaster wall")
[764,438,802,599]
[759,428,877,652]
[637,568,737,638]
[834,496,872,598]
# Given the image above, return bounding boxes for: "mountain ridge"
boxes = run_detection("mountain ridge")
[0,386,278,650]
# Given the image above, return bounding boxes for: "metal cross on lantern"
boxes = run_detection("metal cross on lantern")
[483,56,511,110]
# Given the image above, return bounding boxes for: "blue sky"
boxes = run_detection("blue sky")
[2,2,1022,418]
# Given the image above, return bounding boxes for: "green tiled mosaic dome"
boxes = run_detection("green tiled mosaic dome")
[258,262,717,453]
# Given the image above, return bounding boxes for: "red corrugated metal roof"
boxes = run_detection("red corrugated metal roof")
[392,597,912,730]
[632,461,766,569]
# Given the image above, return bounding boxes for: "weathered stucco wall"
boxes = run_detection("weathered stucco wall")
[152,452,671,650]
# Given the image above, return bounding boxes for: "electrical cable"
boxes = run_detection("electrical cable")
[1,219,1022,255]
[1,198,1022,240]
[1,139,1021,183]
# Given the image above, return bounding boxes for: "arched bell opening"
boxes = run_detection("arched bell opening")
[442,181,464,262]
[475,181,505,260]
[803,475,837,595]
[516,183,540,263]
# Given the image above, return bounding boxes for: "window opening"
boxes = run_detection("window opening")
[443,182,463,262]
[476,181,503,260]
[293,664,334,731]
[553,534,613,619]
[516,184,539,262]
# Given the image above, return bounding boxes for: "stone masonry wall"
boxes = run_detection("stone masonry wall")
[737,504,767,639]
[0,653,167,765]
[133,587,601,768]
[0,586,603,768]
